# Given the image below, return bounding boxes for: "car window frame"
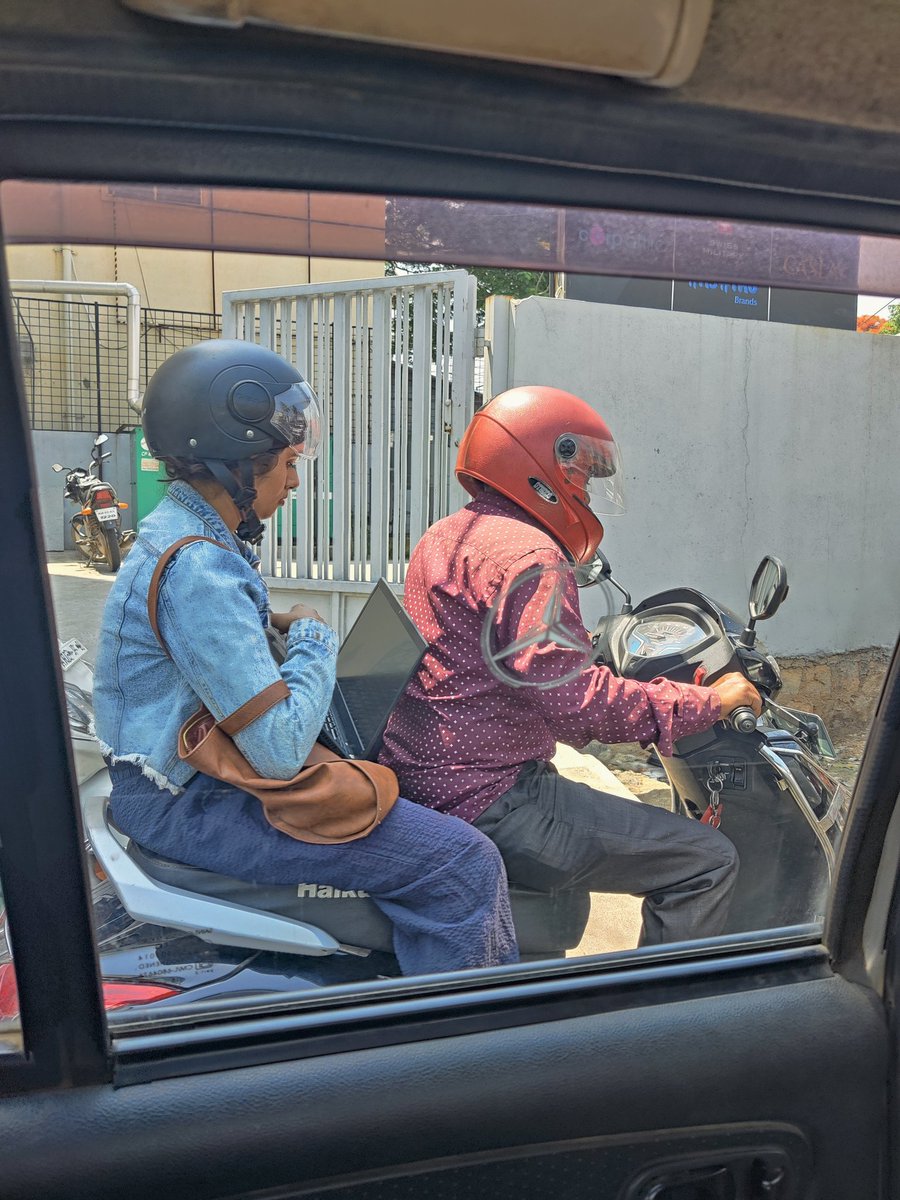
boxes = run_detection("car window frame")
[0,245,109,1090]
[1,179,898,1094]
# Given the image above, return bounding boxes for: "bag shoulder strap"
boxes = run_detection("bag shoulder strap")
[147,534,290,736]
[147,535,230,655]
[219,681,290,736]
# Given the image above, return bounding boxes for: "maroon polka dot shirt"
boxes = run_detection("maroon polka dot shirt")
[380,492,721,823]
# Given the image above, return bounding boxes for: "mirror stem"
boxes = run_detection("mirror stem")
[608,574,633,614]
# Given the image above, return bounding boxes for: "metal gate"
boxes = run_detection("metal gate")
[222,271,478,611]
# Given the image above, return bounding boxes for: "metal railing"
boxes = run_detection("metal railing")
[223,271,478,588]
[14,295,220,432]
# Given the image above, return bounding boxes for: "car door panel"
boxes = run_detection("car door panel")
[0,961,885,1199]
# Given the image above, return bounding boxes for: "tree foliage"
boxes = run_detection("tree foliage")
[858,302,900,334]
[857,313,891,333]
[386,261,550,318]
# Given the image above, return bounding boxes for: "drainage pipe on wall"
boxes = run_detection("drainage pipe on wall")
[10,279,142,414]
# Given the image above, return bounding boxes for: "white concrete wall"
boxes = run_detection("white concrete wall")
[488,296,900,655]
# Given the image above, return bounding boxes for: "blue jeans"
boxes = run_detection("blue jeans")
[108,762,519,976]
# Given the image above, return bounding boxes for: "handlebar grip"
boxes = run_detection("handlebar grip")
[730,706,759,734]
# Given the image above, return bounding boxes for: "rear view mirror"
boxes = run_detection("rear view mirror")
[749,555,789,623]
[51,463,64,472]
[575,549,612,587]
[94,434,109,446]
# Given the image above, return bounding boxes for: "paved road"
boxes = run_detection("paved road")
[47,552,115,659]
[47,551,644,958]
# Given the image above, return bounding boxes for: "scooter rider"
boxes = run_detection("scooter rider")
[92,340,518,976]
[380,386,762,945]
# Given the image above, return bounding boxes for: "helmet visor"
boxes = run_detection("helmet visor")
[555,432,625,516]
[270,380,323,459]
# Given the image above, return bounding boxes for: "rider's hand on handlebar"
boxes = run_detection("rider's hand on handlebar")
[269,604,328,632]
[709,671,763,719]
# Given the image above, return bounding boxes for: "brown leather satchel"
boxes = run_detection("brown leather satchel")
[147,536,399,844]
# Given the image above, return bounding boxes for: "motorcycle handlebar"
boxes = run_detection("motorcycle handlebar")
[730,705,759,734]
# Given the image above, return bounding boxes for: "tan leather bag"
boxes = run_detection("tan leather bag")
[148,536,399,844]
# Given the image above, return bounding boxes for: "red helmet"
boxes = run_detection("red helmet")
[456,386,625,564]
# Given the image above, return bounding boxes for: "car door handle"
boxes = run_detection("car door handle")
[642,1163,736,1199]
[630,1154,788,1199]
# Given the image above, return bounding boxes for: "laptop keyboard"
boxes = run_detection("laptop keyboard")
[321,709,352,757]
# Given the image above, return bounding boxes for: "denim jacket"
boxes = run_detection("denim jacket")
[93,480,339,793]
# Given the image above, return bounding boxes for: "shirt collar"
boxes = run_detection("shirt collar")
[166,480,260,568]
[467,487,573,562]
[468,487,544,530]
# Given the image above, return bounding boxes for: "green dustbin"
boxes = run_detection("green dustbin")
[133,428,169,523]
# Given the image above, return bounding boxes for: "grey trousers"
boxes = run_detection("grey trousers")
[474,760,739,946]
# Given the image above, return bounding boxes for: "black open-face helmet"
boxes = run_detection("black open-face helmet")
[142,339,322,543]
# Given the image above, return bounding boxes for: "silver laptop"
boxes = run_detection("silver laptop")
[318,579,427,761]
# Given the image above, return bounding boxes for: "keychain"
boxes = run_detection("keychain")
[701,765,726,828]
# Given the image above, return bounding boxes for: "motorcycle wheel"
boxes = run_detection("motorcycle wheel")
[71,514,93,563]
[98,524,121,573]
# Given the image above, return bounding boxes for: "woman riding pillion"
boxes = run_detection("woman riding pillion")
[93,339,518,976]
[381,386,763,945]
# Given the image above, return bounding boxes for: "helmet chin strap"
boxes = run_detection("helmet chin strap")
[205,459,266,545]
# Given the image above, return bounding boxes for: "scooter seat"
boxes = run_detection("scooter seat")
[128,840,591,957]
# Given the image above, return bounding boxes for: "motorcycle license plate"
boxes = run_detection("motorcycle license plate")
[59,638,88,671]
[95,507,118,523]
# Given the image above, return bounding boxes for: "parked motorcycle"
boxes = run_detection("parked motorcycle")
[51,434,133,573]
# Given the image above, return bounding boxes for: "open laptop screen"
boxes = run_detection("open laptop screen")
[335,580,427,756]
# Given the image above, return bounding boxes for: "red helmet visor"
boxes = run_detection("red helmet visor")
[555,433,625,516]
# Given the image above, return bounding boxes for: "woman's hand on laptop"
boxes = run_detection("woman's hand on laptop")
[270,604,329,632]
